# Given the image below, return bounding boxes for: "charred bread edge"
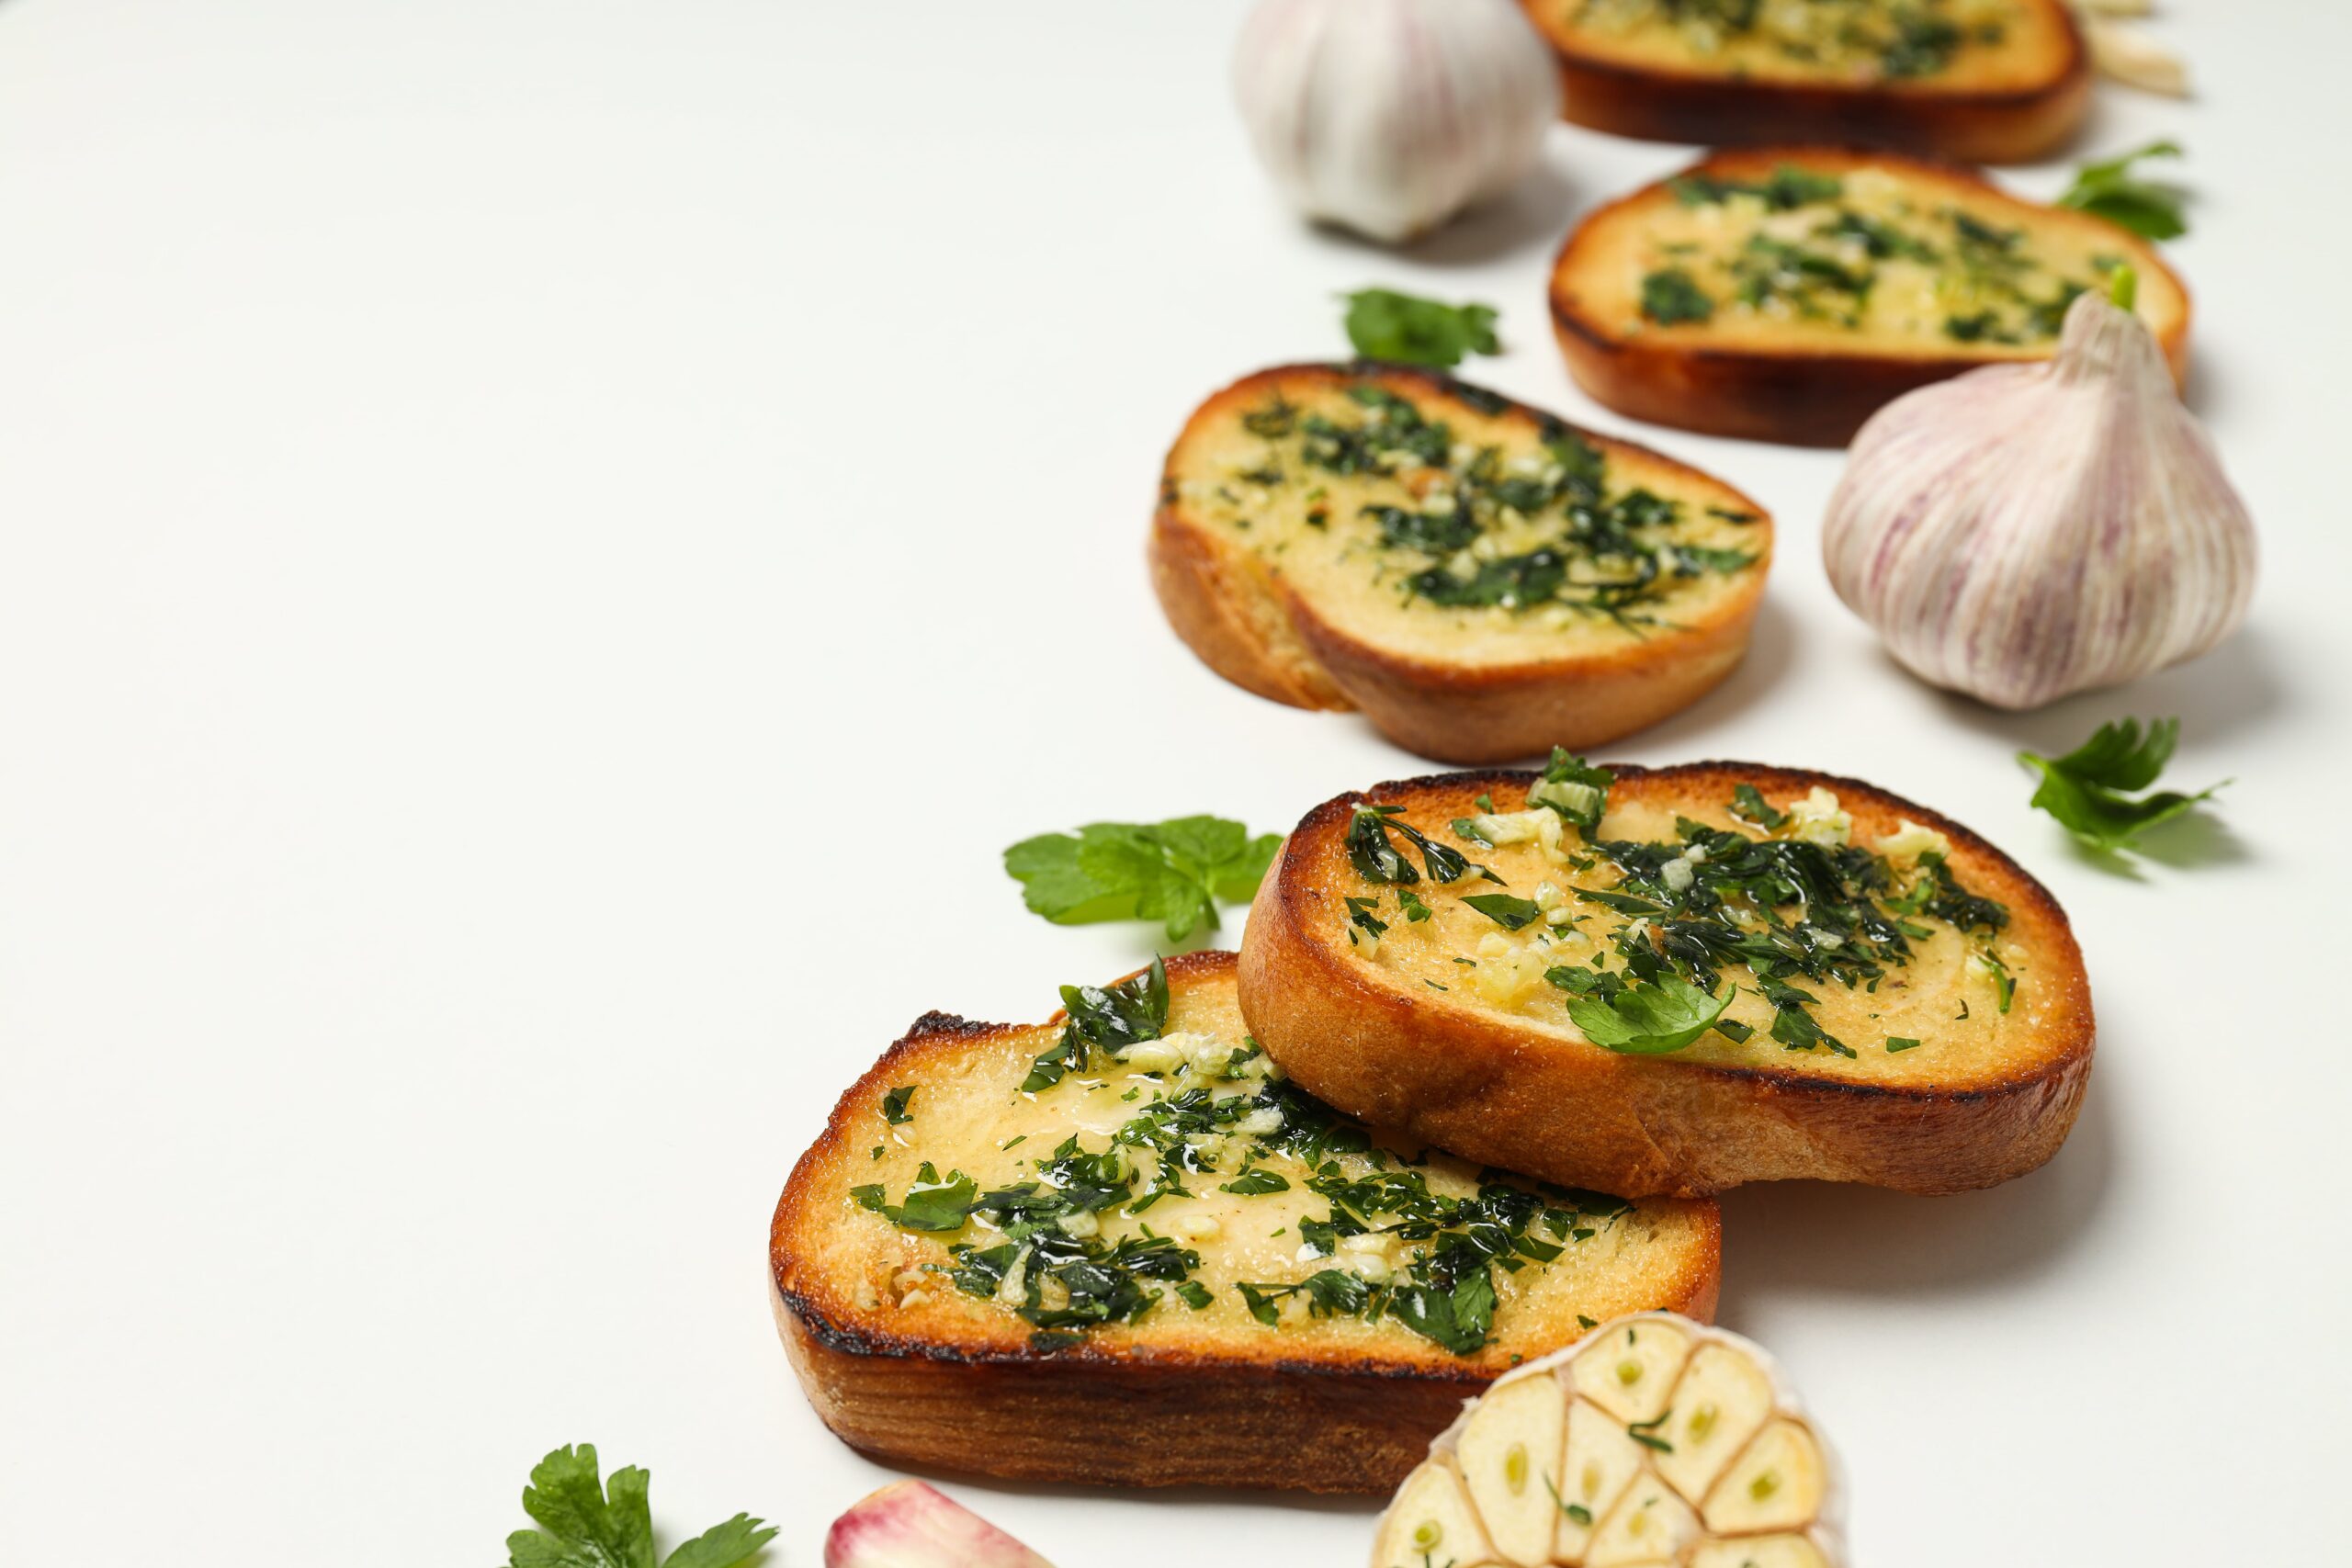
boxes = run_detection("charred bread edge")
[1532,1,2092,164]
[1240,763,2096,1195]
[1152,362,1776,691]
[769,949,1723,1491]
[1546,149,2191,448]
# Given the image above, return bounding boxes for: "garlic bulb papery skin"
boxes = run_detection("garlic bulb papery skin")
[1823,288,2255,710]
[1233,0,1560,243]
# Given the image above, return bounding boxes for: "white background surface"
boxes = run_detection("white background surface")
[1,2,2345,1562]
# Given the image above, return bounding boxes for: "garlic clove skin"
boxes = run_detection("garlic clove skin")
[1233,0,1559,244]
[1823,286,2255,711]
[823,1480,1056,1568]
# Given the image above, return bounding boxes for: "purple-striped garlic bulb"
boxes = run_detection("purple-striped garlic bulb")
[1822,279,2255,710]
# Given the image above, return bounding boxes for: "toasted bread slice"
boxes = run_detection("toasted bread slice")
[1151,365,1772,763]
[770,951,1721,1495]
[1374,1313,1846,1568]
[1521,0,2091,164]
[1238,761,2094,1197]
[1548,147,2189,446]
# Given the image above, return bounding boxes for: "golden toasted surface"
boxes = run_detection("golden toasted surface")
[1238,765,2094,1194]
[1525,0,2077,92]
[1158,365,1770,675]
[773,952,1720,1375]
[1555,148,2188,369]
[1290,766,2080,1086]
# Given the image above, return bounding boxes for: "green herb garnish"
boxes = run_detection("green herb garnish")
[1340,288,1501,368]
[1464,893,1544,931]
[2060,141,2190,241]
[2018,716,2223,852]
[504,1444,775,1568]
[1640,267,1714,325]
[1005,816,1281,943]
[1565,976,1733,1055]
[880,1086,916,1125]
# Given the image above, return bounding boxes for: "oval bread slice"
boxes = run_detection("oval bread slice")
[1238,761,2094,1196]
[1519,0,2090,164]
[771,951,1722,1494]
[1372,1312,1844,1568]
[1548,147,2189,446]
[1151,364,1771,763]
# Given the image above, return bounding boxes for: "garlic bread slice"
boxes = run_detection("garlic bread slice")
[1549,148,2189,446]
[771,952,1721,1495]
[1239,759,2094,1195]
[1374,1313,1844,1568]
[1151,364,1770,763]
[1521,0,2091,164]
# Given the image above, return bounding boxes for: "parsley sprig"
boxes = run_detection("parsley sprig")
[505,1445,774,1568]
[2059,141,2190,241]
[2018,716,2224,852]
[1340,288,1500,368]
[1005,815,1280,943]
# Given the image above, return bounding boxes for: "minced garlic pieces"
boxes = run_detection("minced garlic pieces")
[1873,818,1951,863]
[1784,787,1850,847]
[1372,1314,1841,1568]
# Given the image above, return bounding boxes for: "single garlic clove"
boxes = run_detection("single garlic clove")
[1824,281,2255,710]
[1700,1417,1829,1536]
[1652,1341,1776,1505]
[1690,1537,1832,1568]
[1370,1456,1501,1568]
[1570,1314,1693,1424]
[2084,17,2190,96]
[1232,0,1560,244]
[1456,1369,1569,1565]
[1555,1397,1649,1562]
[1586,1472,1703,1567]
[824,1480,1057,1568]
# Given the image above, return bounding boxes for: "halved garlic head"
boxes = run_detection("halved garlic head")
[1370,1314,1842,1568]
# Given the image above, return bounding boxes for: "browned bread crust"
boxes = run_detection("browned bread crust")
[1238,766,2095,1198]
[1521,0,2091,163]
[1547,147,2190,447]
[1150,365,1772,762]
[771,951,1722,1494]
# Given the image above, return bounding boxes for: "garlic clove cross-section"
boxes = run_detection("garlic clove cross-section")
[1370,1314,1844,1568]
[1823,272,2255,711]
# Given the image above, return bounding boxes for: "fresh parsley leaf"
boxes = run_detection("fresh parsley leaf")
[1060,957,1170,1052]
[1464,893,1544,931]
[1346,806,1419,885]
[1004,817,1281,942]
[1220,1168,1292,1195]
[506,1444,775,1568]
[1566,976,1733,1055]
[1886,1036,1923,1053]
[879,1087,915,1125]
[1340,288,1501,368]
[2018,716,2224,852]
[2059,141,2189,241]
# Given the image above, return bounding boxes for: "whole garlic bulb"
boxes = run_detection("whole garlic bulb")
[1823,281,2255,710]
[1233,0,1560,243]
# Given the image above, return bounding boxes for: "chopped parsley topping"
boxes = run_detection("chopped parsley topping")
[1225,379,1756,629]
[879,1086,916,1125]
[1580,0,2003,80]
[1649,167,2108,345]
[852,968,1632,1358]
[1348,777,2015,1059]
